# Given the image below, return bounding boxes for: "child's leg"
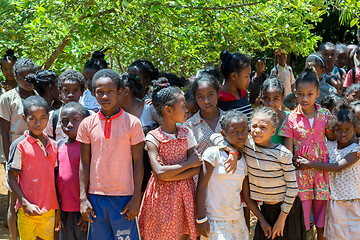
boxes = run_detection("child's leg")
[313,200,326,240]
[60,211,88,240]
[35,209,56,240]
[300,200,312,230]
[8,191,18,240]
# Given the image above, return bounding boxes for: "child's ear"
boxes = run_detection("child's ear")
[164,105,172,115]
[316,89,320,98]
[294,89,297,98]
[281,95,285,102]
[220,129,225,137]
[271,127,276,136]
[22,114,26,120]
[117,88,123,95]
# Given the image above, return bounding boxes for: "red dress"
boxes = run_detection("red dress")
[139,126,198,240]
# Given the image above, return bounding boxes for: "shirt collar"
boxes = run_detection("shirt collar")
[24,130,51,147]
[277,63,288,70]
[293,103,320,115]
[98,108,124,120]
[191,109,224,125]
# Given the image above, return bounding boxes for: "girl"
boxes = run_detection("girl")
[279,68,334,239]
[0,58,36,240]
[350,100,360,137]
[80,50,108,112]
[296,103,360,239]
[196,110,271,240]
[139,79,201,240]
[218,50,253,122]
[345,83,360,103]
[320,42,346,82]
[1,49,17,90]
[260,77,289,144]
[249,58,269,105]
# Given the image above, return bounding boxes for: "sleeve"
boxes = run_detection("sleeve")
[209,133,231,148]
[278,115,294,138]
[145,133,159,148]
[7,143,23,172]
[150,104,162,125]
[76,118,91,144]
[282,92,296,110]
[279,150,298,214]
[43,110,54,137]
[201,147,218,167]
[270,67,276,76]
[289,67,295,84]
[130,117,145,146]
[0,93,11,121]
[187,128,197,150]
[344,70,353,88]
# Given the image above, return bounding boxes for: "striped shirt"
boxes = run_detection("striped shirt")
[244,136,298,214]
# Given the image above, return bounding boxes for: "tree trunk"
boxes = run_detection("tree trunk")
[41,34,72,70]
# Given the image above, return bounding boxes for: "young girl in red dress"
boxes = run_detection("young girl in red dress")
[139,78,201,240]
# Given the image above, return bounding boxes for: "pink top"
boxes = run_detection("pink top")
[7,131,59,213]
[343,66,360,88]
[56,141,81,212]
[76,109,145,196]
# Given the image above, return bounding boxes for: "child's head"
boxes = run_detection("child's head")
[196,66,224,85]
[119,73,143,99]
[159,72,189,88]
[184,88,199,120]
[25,70,59,102]
[13,58,36,92]
[84,50,108,93]
[335,44,349,68]
[305,53,327,80]
[1,49,17,82]
[251,107,277,146]
[220,110,248,149]
[345,83,360,103]
[192,75,220,114]
[294,68,320,111]
[355,45,360,62]
[92,69,124,113]
[320,42,336,68]
[128,60,159,99]
[219,50,251,89]
[152,78,186,123]
[321,94,343,113]
[255,58,266,73]
[60,102,88,141]
[22,96,49,137]
[260,77,285,112]
[59,70,86,104]
[326,75,343,96]
[331,103,356,145]
[275,49,287,67]
[350,101,360,137]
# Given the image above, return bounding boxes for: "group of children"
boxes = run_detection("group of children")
[0,41,360,240]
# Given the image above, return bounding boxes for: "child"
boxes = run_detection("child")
[44,69,86,141]
[326,75,343,97]
[321,94,343,114]
[196,110,271,240]
[184,88,199,120]
[77,69,144,240]
[345,83,360,103]
[344,46,360,88]
[350,101,360,137]
[296,103,360,239]
[80,50,108,112]
[270,49,295,96]
[56,102,89,240]
[7,96,61,240]
[196,66,224,85]
[249,58,269,105]
[260,77,289,144]
[335,43,349,70]
[0,58,36,240]
[279,68,334,239]
[218,50,253,122]
[139,79,201,240]
[1,49,17,90]
[320,42,346,82]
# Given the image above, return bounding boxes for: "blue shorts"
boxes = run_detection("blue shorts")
[88,194,140,240]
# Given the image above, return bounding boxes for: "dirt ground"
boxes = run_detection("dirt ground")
[0,165,10,240]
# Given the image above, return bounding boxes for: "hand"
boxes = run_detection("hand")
[24,203,43,216]
[120,196,140,220]
[271,216,286,239]
[224,152,238,174]
[77,218,89,232]
[157,156,165,166]
[80,199,96,223]
[190,150,202,167]
[197,220,210,237]
[295,157,311,170]
[259,218,272,239]
[55,209,62,232]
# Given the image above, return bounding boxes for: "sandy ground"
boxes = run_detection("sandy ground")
[0,165,10,239]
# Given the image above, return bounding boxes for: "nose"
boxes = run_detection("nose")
[67,121,73,129]
[68,92,74,98]
[204,96,210,104]
[102,93,109,100]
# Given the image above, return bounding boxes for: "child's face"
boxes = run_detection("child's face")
[16,69,34,92]
[84,68,97,94]
[128,67,151,99]
[94,77,121,113]
[1,59,15,82]
[23,106,49,138]
[277,53,287,67]
[354,106,360,136]
[222,118,248,150]
[322,46,336,67]
[332,80,344,96]
[336,51,348,68]
[251,113,276,147]
[169,93,188,124]
[295,82,320,111]
[346,91,360,103]
[185,100,199,120]
[333,121,355,145]
[195,82,218,114]
[61,80,84,104]
[60,108,86,140]
[255,60,265,73]
[234,66,251,90]
[305,61,325,81]
[261,88,284,112]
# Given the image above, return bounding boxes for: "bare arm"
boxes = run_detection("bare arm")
[0,118,10,161]
[161,167,200,181]
[283,137,293,154]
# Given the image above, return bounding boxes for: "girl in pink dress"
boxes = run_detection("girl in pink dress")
[279,68,334,240]
[139,78,201,240]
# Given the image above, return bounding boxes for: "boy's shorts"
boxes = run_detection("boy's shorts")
[60,211,87,240]
[88,194,140,240]
[17,207,55,240]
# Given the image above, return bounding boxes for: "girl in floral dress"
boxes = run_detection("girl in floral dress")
[139,78,201,240]
[279,68,334,240]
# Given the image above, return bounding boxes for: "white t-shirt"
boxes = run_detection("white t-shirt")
[79,89,101,112]
[202,147,247,220]
[140,103,161,134]
[145,127,197,149]
[308,117,315,128]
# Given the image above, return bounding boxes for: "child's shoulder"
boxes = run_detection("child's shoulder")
[0,88,17,102]
[275,144,293,157]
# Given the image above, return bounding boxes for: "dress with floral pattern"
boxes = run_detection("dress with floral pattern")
[139,126,198,240]
[279,104,331,201]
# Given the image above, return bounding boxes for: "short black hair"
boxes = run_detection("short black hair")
[58,69,86,91]
[319,42,335,52]
[25,70,58,97]
[23,95,49,116]
[128,60,159,80]
[121,73,143,99]
[260,77,285,96]
[331,102,356,127]
[295,67,319,89]
[321,94,343,112]
[305,53,327,69]
[192,75,220,96]
[158,72,189,88]
[345,83,360,96]
[61,102,89,118]
[92,69,124,90]
[220,109,248,131]
[13,58,36,77]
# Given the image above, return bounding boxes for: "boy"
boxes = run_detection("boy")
[56,102,89,240]
[7,96,61,240]
[77,69,144,240]
[344,46,360,88]
[270,49,295,96]
[249,58,269,105]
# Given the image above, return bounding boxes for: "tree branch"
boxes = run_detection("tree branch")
[144,1,269,10]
